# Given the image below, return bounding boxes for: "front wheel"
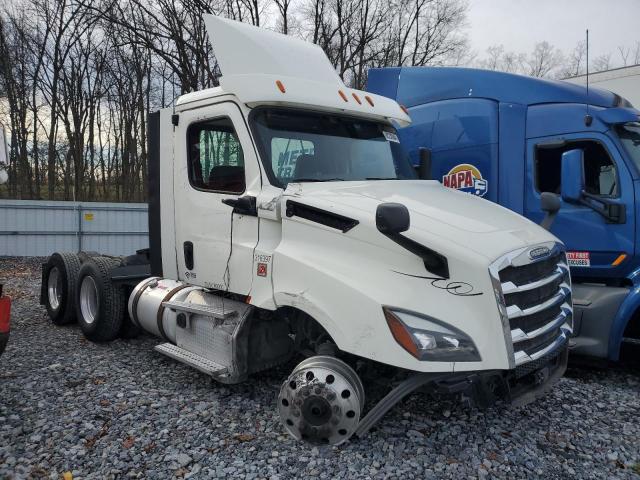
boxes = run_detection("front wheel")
[76,257,125,342]
[277,356,365,446]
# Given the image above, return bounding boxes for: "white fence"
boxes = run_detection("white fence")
[0,200,149,257]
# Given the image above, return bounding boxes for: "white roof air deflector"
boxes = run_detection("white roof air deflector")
[203,15,342,85]
[202,15,410,126]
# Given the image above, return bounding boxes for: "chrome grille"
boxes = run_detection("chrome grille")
[489,243,573,367]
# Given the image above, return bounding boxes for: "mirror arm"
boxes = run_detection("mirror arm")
[417,148,432,180]
[222,195,257,216]
[540,210,558,231]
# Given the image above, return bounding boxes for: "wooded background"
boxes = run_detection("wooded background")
[0,0,638,202]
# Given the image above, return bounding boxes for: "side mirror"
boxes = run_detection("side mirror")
[561,149,584,203]
[539,192,561,230]
[416,147,432,180]
[0,125,8,185]
[560,147,626,224]
[376,202,410,234]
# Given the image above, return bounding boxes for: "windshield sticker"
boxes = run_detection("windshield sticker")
[567,251,590,267]
[383,131,400,143]
[442,164,488,197]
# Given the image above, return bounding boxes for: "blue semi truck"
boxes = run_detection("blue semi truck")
[368,67,640,362]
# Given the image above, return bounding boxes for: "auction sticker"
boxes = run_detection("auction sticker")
[567,251,590,267]
[383,131,400,143]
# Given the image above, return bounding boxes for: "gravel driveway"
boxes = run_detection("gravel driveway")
[0,257,639,479]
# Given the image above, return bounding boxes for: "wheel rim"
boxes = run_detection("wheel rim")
[47,267,62,311]
[278,356,365,446]
[79,276,99,325]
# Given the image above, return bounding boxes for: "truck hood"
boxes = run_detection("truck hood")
[283,180,558,262]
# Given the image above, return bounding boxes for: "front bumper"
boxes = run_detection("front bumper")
[355,341,568,438]
[434,341,568,408]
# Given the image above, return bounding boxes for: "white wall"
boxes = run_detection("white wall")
[565,65,640,109]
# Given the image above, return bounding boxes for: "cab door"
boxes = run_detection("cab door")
[174,101,261,294]
[524,132,635,276]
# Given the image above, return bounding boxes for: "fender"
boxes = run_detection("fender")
[272,290,347,351]
[608,267,640,361]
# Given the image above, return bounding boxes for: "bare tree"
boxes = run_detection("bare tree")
[0,0,474,201]
[477,44,524,73]
[618,45,631,66]
[525,41,563,78]
[558,40,586,78]
[592,53,612,73]
[274,0,292,34]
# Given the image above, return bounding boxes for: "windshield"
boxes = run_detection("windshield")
[614,122,640,172]
[250,108,416,187]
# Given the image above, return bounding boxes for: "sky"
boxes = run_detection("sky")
[467,0,640,62]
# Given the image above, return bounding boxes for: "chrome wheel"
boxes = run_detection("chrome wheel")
[278,356,365,445]
[79,276,99,325]
[47,267,62,311]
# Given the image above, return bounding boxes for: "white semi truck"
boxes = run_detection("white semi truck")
[40,16,573,445]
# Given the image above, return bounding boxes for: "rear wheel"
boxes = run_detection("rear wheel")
[43,252,81,325]
[76,257,125,342]
[278,356,365,445]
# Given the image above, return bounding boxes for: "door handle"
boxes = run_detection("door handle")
[183,241,194,270]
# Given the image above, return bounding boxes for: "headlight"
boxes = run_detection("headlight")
[383,307,481,362]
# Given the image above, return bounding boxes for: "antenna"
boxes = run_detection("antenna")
[584,29,593,127]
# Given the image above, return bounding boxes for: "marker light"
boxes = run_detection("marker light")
[383,307,480,362]
[364,95,375,107]
[276,80,286,93]
[612,254,627,266]
[338,90,348,102]
[384,308,419,357]
[400,104,409,115]
[352,93,362,104]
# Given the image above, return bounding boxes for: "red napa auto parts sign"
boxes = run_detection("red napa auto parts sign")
[442,164,488,197]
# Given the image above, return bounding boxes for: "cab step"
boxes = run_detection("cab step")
[154,342,228,377]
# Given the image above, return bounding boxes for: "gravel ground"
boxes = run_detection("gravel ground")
[0,256,639,479]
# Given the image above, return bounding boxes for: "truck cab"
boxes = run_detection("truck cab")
[41,19,572,445]
[368,66,640,362]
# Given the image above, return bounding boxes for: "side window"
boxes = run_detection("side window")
[535,140,618,197]
[187,118,245,193]
[271,137,315,183]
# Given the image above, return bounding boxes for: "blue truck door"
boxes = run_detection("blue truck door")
[524,132,636,273]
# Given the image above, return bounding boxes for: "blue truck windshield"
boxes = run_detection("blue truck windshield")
[615,122,640,172]
[251,108,416,187]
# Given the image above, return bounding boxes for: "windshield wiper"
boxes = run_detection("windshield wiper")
[291,178,346,182]
[365,177,399,180]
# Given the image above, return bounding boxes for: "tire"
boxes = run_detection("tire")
[76,256,126,342]
[43,252,82,325]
